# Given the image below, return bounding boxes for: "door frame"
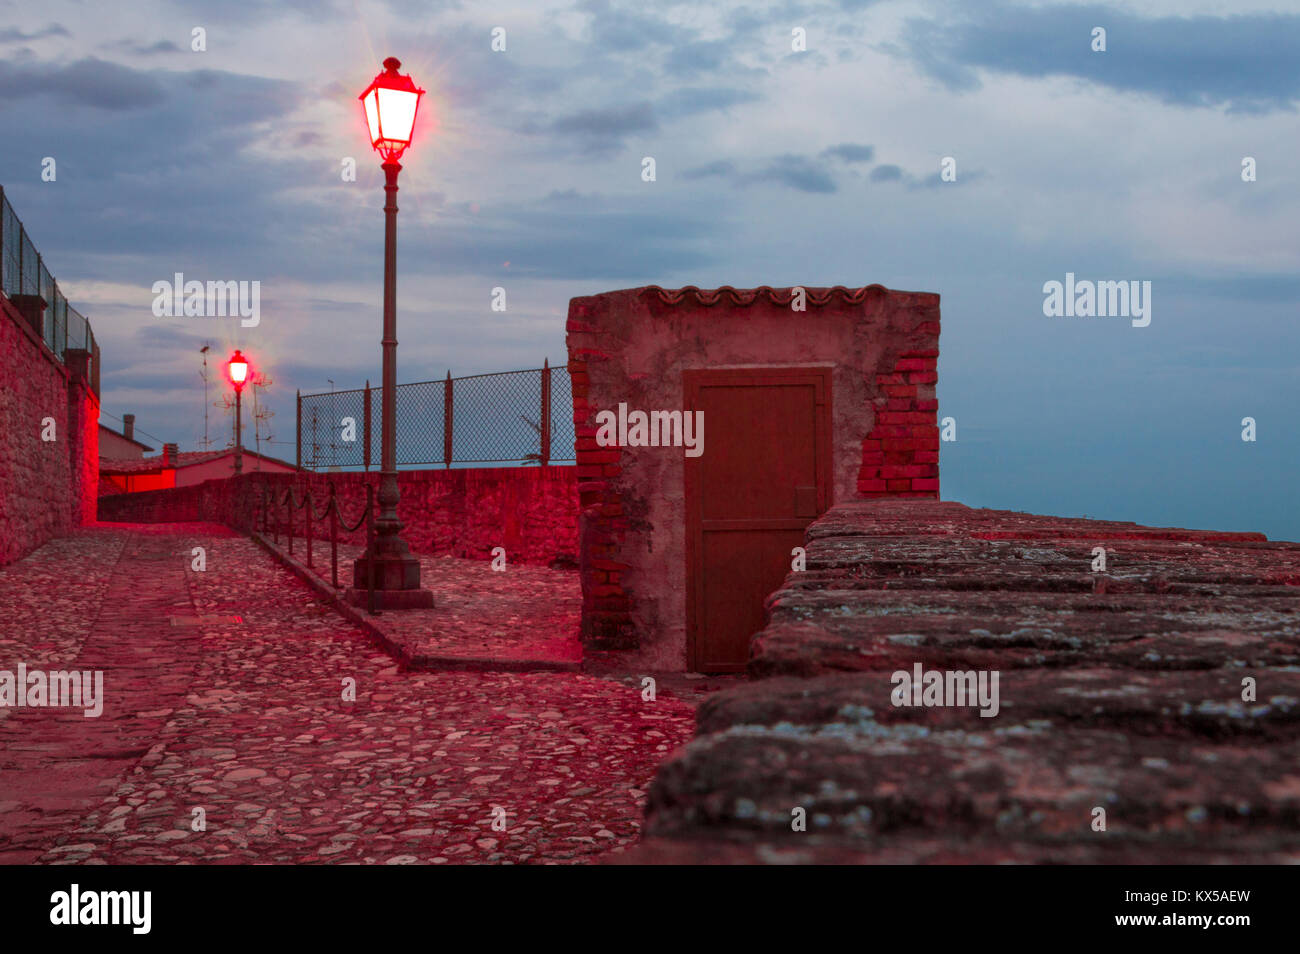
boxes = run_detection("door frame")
[683,366,833,672]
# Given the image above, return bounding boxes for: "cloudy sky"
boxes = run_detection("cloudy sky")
[1,0,1296,540]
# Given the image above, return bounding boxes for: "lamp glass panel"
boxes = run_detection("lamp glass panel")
[376,87,418,144]
[362,90,382,146]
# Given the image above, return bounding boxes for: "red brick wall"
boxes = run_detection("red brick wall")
[0,297,99,567]
[566,284,941,667]
[97,466,579,566]
[566,348,633,649]
[857,348,941,497]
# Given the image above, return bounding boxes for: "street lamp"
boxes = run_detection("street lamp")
[227,349,249,475]
[349,57,434,610]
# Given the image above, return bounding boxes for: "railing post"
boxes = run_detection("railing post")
[363,379,372,472]
[329,481,339,588]
[296,389,302,471]
[540,358,551,467]
[366,483,377,614]
[305,486,313,568]
[443,370,453,469]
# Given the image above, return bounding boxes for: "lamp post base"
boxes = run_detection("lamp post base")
[347,553,435,610]
[344,585,435,611]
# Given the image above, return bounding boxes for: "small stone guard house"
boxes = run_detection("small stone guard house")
[566,284,940,673]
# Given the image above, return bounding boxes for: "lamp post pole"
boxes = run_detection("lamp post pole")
[234,387,243,475]
[348,56,433,610]
[375,159,402,559]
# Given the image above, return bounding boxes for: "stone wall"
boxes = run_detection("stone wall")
[565,284,940,667]
[0,296,99,567]
[628,499,1300,863]
[97,466,579,566]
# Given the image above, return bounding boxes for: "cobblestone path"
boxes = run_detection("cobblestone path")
[0,524,695,864]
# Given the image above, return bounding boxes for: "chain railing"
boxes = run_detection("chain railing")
[0,186,99,396]
[296,359,574,470]
[251,481,379,614]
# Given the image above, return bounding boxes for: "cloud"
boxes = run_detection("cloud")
[681,160,738,180]
[578,0,679,51]
[664,40,734,79]
[162,0,349,20]
[869,163,903,182]
[683,152,859,192]
[746,154,837,193]
[436,192,725,280]
[0,24,70,43]
[659,86,760,118]
[548,101,659,155]
[913,168,985,189]
[900,4,1300,113]
[821,142,875,163]
[551,102,658,136]
[0,56,165,110]
[124,40,183,55]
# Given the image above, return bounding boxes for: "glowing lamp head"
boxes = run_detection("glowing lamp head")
[227,350,249,392]
[359,57,425,162]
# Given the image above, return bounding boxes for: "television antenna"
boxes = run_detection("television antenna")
[197,343,213,450]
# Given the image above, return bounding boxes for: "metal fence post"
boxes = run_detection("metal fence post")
[295,364,575,469]
[540,358,551,467]
[443,370,453,469]
[35,255,45,345]
[363,379,372,472]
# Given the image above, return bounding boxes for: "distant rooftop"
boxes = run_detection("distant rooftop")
[98,421,153,453]
[100,448,293,475]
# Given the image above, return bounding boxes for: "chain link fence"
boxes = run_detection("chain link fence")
[0,186,99,395]
[298,362,574,470]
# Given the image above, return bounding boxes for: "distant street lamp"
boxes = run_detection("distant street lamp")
[350,57,433,610]
[227,349,249,475]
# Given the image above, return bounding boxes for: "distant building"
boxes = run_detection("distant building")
[100,443,296,495]
[99,414,152,461]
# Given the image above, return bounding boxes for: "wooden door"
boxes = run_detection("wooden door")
[685,368,832,672]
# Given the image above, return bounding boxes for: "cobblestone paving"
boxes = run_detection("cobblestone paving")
[0,524,696,864]
[271,538,583,668]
